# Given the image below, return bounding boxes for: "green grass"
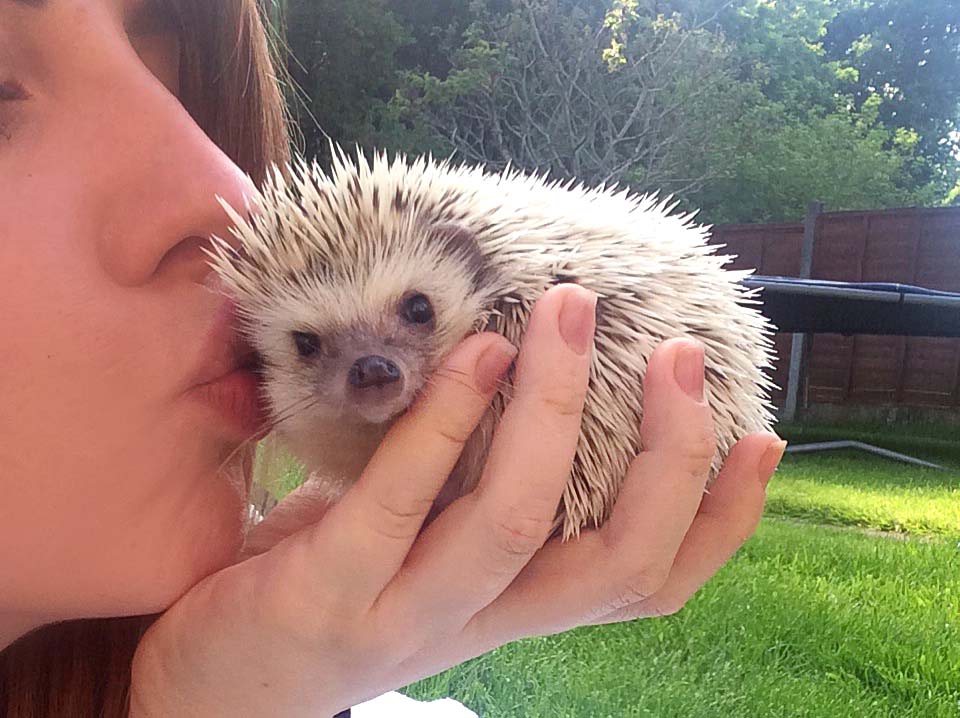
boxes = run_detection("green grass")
[767,450,960,537]
[254,441,306,497]
[406,519,960,717]
[258,421,960,715]
[778,420,960,469]
[401,425,960,716]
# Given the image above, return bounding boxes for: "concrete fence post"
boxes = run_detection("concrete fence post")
[782,201,824,422]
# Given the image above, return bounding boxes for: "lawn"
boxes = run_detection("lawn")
[256,424,960,716]
[767,450,960,537]
[400,425,960,717]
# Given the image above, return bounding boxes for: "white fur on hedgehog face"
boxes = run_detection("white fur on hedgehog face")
[247,233,492,475]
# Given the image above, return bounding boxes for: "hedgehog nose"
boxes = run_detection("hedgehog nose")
[349,355,402,390]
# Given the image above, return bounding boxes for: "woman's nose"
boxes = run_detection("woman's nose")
[93,77,259,288]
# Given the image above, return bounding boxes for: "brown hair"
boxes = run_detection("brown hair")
[0,1,291,715]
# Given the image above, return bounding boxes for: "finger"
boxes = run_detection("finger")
[379,283,596,629]
[592,337,716,597]
[297,330,517,600]
[454,339,717,643]
[389,435,783,686]
[592,433,785,623]
[237,475,339,560]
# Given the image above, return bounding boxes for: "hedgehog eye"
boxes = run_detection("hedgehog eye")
[292,331,321,358]
[400,293,434,325]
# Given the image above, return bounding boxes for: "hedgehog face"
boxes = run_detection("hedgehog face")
[241,224,499,481]
[210,156,509,486]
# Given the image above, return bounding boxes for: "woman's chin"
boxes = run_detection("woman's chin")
[129,471,249,616]
[138,528,244,617]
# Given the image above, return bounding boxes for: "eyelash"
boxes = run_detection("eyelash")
[0,80,30,102]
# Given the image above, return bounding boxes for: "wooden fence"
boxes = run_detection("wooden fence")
[710,206,960,416]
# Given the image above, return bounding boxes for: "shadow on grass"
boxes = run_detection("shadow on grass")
[777,420,960,470]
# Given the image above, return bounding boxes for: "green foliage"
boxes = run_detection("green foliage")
[270,0,960,223]
[672,0,846,117]
[392,0,754,197]
[601,0,641,69]
[389,1,475,78]
[823,0,960,168]
[948,181,960,206]
[281,0,412,162]
[691,99,942,223]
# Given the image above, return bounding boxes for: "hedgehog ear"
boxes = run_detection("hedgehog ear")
[428,222,491,292]
[429,222,479,254]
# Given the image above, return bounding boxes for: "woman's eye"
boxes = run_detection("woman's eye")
[0,80,30,102]
[292,331,321,358]
[0,80,30,142]
[400,293,435,325]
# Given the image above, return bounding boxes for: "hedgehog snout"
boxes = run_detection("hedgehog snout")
[340,347,414,425]
[348,355,402,390]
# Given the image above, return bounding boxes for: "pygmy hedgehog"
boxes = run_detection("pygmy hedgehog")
[210,148,777,540]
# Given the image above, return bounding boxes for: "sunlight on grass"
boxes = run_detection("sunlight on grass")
[253,439,307,498]
[767,450,960,537]
[406,520,960,717]
[254,424,960,715]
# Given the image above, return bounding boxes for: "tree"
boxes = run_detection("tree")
[280,0,411,161]
[692,96,941,223]
[609,0,846,117]
[395,0,753,197]
[601,0,952,221]
[389,0,475,78]
[824,0,960,167]
[266,0,958,222]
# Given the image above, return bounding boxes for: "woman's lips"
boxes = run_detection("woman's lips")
[187,296,269,439]
[191,366,269,439]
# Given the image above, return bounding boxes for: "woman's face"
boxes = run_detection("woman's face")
[0,0,262,625]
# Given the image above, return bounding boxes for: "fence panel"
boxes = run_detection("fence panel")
[709,206,960,413]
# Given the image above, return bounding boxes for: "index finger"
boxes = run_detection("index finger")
[378,284,597,629]
[303,330,517,600]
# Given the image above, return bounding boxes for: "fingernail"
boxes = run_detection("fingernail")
[758,440,787,488]
[558,287,597,356]
[475,340,518,394]
[673,341,704,402]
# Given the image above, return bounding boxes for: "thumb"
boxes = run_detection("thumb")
[238,475,339,560]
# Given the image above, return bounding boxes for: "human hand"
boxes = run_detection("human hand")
[129,284,784,717]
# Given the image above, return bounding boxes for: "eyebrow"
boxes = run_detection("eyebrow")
[8,0,47,6]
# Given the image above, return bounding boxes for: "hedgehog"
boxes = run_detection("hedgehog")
[210,147,777,540]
